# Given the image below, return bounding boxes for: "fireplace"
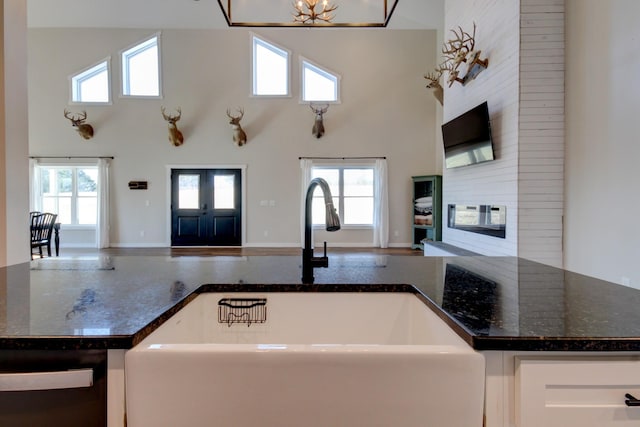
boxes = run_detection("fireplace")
[448,204,506,238]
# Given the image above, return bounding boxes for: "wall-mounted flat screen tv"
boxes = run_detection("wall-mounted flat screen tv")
[442,101,494,169]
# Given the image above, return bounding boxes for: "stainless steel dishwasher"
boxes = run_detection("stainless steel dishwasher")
[0,349,107,427]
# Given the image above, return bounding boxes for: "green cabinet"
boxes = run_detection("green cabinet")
[411,175,442,249]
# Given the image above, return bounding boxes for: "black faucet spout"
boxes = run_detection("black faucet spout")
[302,178,341,284]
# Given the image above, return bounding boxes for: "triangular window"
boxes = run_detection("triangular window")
[301,58,340,103]
[121,33,161,97]
[70,59,111,104]
[252,34,290,97]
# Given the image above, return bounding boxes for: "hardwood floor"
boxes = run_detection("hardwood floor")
[170,247,424,256]
[59,246,424,257]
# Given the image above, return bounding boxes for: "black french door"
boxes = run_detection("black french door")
[170,169,241,246]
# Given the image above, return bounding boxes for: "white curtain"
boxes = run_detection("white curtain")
[300,158,313,247]
[96,158,111,248]
[373,158,389,248]
[29,158,42,212]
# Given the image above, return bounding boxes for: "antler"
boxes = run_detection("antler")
[461,22,476,53]
[226,108,244,121]
[432,22,487,91]
[445,24,476,54]
[161,106,181,123]
[424,70,443,89]
[439,62,465,87]
[310,103,329,114]
[442,22,477,69]
[64,109,87,123]
[63,109,94,139]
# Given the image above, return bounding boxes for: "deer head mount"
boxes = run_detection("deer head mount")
[161,106,184,147]
[423,70,444,105]
[63,109,94,140]
[423,22,489,104]
[442,24,476,69]
[227,108,247,147]
[310,103,329,139]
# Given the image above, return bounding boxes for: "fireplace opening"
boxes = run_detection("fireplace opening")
[447,204,506,238]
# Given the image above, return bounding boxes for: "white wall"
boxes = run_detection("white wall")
[565,0,640,287]
[1,0,29,266]
[441,0,565,269]
[517,0,565,267]
[28,28,440,248]
[441,0,639,286]
[441,0,521,256]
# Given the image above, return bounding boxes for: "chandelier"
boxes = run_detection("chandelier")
[293,0,337,24]
[216,0,399,27]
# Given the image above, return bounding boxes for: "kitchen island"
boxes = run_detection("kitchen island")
[3,254,640,351]
[3,254,640,426]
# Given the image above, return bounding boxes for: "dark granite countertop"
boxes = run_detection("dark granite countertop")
[2,255,640,352]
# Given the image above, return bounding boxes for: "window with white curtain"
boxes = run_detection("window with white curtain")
[311,166,374,227]
[38,166,98,226]
[300,158,388,248]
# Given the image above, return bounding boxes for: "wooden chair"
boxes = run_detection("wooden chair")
[31,212,58,259]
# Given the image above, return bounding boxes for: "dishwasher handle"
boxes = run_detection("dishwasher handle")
[0,369,93,391]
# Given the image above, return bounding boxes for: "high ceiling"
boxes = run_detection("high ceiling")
[27,0,443,30]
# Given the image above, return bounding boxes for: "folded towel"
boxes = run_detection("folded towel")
[414,202,432,209]
[414,214,433,225]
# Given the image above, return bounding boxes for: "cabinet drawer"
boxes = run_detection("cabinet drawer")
[0,349,107,427]
[516,358,640,427]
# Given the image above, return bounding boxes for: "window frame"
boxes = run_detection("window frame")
[69,57,112,105]
[120,32,163,99]
[250,33,291,98]
[300,56,341,104]
[311,164,375,229]
[38,165,99,229]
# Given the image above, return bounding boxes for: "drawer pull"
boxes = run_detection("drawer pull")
[0,369,93,391]
[625,393,640,407]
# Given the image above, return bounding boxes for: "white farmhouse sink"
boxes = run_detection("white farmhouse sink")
[126,292,485,427]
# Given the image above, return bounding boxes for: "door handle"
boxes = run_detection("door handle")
[0,369,93,391]
[625,393,640,406]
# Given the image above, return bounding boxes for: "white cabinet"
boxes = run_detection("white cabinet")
[516,358,640,427]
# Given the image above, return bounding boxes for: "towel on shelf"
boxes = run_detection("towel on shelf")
[415,196,432,204]
[414,214,433,225]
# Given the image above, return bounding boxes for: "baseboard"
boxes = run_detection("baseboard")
[108,242,413,249]
[109,243,168,248]
[241,243,299,248]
